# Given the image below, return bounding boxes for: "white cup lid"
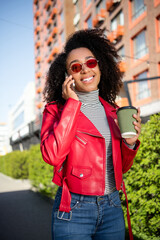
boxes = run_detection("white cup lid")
[121,132,137,138]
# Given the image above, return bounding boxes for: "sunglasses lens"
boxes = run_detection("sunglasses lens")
[71,63,82,73]
[70,59,98,73]
[86,59,97,68]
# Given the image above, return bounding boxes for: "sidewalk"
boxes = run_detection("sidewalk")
[0,173,53,240]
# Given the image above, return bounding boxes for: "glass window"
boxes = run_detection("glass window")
[61,31,65,43]
[60,10,64,23]
[131,0,146,21]
[96,0,106,14]
[36,16,40,25]
[118,46,125,59]
[135,71,151,100]
[86,15,92,29]
[13,111,24,130]
[133,30,148,59]
[75,0,80,14]
[157,16,160,45]
[86,0,92,6]
[111,10,124,31]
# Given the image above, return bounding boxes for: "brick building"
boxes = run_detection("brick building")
[33,0,160,130]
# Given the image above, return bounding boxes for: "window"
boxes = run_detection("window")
[135,71,151,100]
[35,1,39,10]
[96,0,106,14]
[111,10,124,31]
[37,31,40,41]
[118,46,125,59]
[86,15,92,29]
[133,29,148,59]
[75,0,80,15]
[131,0,146,21]
[60,10,64,23]
[86,0,92,6]
[36,16,40,25]
[13,111,24,130]
[156,16,160,45]
[47,23,53,35]
[60,31,65,43]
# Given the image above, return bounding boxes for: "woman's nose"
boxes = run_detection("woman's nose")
[81,63,89,73]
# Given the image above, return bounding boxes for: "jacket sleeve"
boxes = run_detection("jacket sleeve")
[40,98,82,167]
[121,139,140,173]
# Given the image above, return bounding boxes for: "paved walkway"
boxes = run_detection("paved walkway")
[0,173,54,240]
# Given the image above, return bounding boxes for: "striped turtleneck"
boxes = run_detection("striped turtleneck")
[76,89,116,194]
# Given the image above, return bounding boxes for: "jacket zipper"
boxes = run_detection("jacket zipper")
[75,135,87,145]
[58,160,66,173]
[77,130,103,139]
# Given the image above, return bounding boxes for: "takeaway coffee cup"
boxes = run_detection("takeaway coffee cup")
[116,106,138,138]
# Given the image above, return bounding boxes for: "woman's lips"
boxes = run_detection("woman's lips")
[81,76,94,83]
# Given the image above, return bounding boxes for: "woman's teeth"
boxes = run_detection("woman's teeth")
[82,76,93,82]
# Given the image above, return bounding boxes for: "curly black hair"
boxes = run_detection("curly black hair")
[43,28,123,106]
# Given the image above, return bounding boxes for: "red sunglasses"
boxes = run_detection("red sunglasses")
[69,58,99,73]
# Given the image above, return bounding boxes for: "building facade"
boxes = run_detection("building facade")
[0,123,11,155]
[9,82,37,151]
[33,0,160,132]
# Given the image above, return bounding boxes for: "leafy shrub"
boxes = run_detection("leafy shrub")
[0,150,29,179]
[28,144,58,198]
[122,114,160,240]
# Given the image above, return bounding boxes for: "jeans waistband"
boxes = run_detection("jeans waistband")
[57,187,118,203]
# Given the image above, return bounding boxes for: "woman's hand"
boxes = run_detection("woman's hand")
[115,107,141,146]
[123,107,141,146]
[62,75,79,101]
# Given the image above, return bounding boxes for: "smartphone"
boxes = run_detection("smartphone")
[65,73,75,88]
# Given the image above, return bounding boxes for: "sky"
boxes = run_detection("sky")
[0,0,35,123]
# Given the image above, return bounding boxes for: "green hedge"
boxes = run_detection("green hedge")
[0,113,159,239]
[0,150,29,179]
[122,113,160,240]
[0,144,58,198]
[27,144,58,197]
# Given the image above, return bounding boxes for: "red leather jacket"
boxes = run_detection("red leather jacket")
[40,97,140,213]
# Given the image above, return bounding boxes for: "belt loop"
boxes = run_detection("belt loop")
[80,195,84,202]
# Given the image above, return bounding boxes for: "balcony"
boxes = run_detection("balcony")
[36,87,42,94]
[34,26,41,34]
[36,72,42,79]
[51,27,58,37]
[35,56,41,64]
[107,25,124,42]
[115,25,124,39]
[47,36,53,45]
[47,47,59,63]
[93,9,106,27]
[106,0,121,12]
[118,61,126,72]
[46,18,53,28]
[50,8,57,19]
[34,10,40,19]
[37,102,43,109]
[45,0,53,10]
[35,41,41,48]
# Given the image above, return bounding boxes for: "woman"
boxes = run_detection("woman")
[40,29,141,240]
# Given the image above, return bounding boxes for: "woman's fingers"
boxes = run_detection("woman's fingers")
[62,75,79,101]
[133,107,141,135]
[62,75,73,90]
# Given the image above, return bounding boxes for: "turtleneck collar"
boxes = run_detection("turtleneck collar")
[75,89,100,105]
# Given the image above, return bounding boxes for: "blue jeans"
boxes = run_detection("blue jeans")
[52,187,125,240]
